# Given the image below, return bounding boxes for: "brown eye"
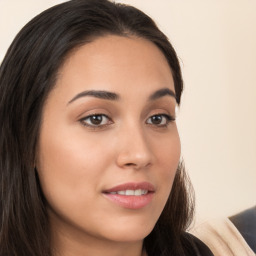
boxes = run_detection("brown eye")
[146,114,174,126]
[151,115,163,125]
[80,114,111,127]
[89,115,103,125]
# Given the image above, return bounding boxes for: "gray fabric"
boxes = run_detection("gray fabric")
[229,205,256,253]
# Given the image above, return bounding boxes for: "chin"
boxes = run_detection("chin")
[99,221,155,243]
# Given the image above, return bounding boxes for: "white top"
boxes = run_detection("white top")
[191,218,255,256]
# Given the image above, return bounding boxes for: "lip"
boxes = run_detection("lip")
[102,182,155,209]
[103,182,155,193]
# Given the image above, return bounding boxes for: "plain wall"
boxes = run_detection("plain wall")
[1,0,255,225]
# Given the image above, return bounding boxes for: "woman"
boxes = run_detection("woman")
[0,0,213,255]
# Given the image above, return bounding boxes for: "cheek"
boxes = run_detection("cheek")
[151,128,181,210]
[156,128,181,175]
[36,126,107,213]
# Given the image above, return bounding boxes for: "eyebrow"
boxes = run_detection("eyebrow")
[149,88,176,101]
[67,87,176,105]
[68,90,119,104]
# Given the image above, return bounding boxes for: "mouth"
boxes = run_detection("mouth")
[102,182,155,209]
[108,189,149,196]
[103,181,155,195]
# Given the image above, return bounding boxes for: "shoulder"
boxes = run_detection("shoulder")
[190,218,255,256]
[182,232,214,256]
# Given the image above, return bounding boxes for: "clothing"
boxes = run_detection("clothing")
[191,217,255,256]
[183,233,214,256]
[230,206,256,253]
[146,232,213,256]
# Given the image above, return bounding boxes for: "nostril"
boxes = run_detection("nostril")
[125,163,135,167]
[116,148,153,169]
[123,162,151,169]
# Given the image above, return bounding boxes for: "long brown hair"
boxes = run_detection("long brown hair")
[0,1,194,255]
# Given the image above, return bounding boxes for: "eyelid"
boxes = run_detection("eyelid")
[79,113,113,128]
[146,113,176,127]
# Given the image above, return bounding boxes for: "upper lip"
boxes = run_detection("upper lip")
[103,182,155,193]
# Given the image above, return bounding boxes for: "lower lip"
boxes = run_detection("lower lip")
[103,193,154,209]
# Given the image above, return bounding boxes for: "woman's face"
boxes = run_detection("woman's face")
[37,35,180,247]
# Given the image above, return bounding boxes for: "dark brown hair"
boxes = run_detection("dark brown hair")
[0,0,194,255]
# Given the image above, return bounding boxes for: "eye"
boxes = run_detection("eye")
[80,114,112,127]
[146,114,174,126]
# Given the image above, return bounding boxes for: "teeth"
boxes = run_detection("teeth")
[141,189,148,195]
[134,189,141,196]
[126,190,134,195]
[109,189,148,196]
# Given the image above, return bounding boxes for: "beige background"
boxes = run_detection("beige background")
[1,0,255,225]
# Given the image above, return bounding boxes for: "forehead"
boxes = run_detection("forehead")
[54,35,175,100]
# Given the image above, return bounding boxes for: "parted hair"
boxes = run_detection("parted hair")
[0,0,194,255]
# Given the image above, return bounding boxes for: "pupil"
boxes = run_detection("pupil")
[152,115,162,124]
[91,115,102,125]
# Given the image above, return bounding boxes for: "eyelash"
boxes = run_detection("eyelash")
[79,113,175,129]
[79,114,112,128]
[146,114,175,127]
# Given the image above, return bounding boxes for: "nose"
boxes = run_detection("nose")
[115,124,153,170]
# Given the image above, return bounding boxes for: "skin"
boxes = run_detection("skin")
[37,35,181,256]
